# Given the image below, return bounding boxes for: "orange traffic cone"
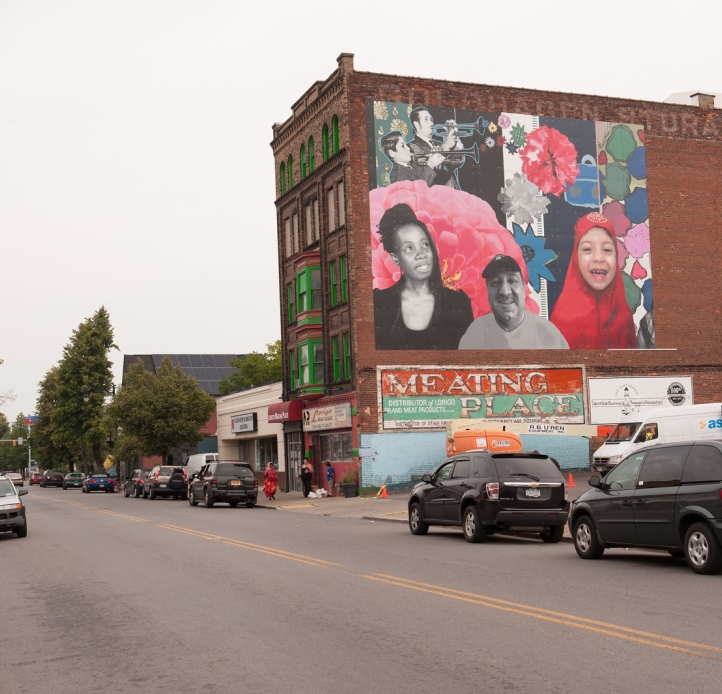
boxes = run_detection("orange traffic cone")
[567,472,575,488]
[377,484,388,498]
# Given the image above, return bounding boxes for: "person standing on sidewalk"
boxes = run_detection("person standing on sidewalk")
[263,462,278,501]
[300,460,313,498]
[325,462,335,496]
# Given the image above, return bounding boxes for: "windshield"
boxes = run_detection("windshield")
[606,423,641,443]
[0,480,17,496]
[492,456,562,479]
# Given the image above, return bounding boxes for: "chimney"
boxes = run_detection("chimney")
[337,53,355,75]
[691,93,715,108]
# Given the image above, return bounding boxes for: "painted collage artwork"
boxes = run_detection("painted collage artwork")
[366,101,654,351]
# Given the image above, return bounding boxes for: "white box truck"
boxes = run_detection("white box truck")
[592,403,722,475]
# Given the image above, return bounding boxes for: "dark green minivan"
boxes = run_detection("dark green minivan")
[569,441,722,574]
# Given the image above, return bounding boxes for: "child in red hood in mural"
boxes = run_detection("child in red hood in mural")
[550,212,636,350]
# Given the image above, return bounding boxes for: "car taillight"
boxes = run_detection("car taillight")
[182,469,188,481]
[210,477,217,487]
[155,471,160,481]
[485,482,499,500]
[719,488,722,502]
[254,478,258,487]
[564,483,569,501]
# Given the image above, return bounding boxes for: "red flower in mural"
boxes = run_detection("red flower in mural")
[520,126,580,197]
[370,181,539,319]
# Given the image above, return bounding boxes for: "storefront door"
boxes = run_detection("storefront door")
[287,431,303,492]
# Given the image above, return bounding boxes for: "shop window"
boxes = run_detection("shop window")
[340,254,348,302]
[256,437,278,471]
[280,162,286,195]
[300,144,306,179]
[332,335,340,381]
[320,432,353,462]
[327,187,335,233]
[308,136,315,172]
[337,180,345,226]
[284,218,292,258]
[332,115,339,153]
[329,260,337,306]
[287,155,293,189]
[238,439,256,469]
[287,283,295,323]
[323,123,329,161]
[342,332,351,380]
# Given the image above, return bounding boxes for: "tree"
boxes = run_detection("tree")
[52,307,117,473]
[109,357,216,464]
[0,413,29,472]
[218,340,282,395]
[32,367,77,471]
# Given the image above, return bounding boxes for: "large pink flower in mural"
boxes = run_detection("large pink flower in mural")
[520,126,580,197]
[370,180,539,319]
[623,222,650,258]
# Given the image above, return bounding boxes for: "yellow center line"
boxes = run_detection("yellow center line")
[364,574,721,660]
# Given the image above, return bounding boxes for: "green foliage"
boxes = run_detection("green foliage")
[110,357,216,463]
[0,413,9,440]
[0,413,29,471]
[52,307,116,467]
[32,367,77,470]
[218,340,282,395]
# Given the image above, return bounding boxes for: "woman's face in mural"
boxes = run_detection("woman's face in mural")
[390,223,433,283]
[578,227,617,292]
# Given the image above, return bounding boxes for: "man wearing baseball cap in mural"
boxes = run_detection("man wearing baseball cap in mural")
[459,255,569,349]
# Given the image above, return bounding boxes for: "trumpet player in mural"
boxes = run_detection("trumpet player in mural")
[381,131,446,186]
[408,106,464,189]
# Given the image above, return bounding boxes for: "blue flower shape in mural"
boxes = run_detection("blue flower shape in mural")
[512,223,558,292]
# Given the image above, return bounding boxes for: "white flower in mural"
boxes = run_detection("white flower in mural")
[498,173,550,225]
[373,101,389,120]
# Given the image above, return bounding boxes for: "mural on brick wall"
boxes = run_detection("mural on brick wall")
[366,101,654,350]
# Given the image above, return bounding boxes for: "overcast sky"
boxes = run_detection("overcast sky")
[0,0,718,421]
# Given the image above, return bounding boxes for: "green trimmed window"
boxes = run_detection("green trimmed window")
[332,335,340,381]
[314,342,324,383]
[332,115,339,153]
[296,266,322,313]
[300,144,306,179]
[340,254,348,302]
[329,260,337,306]
[308,136,315,172]
[298,338,324,387]
[280,162,286,195]
[288,155,293,188]
[287,282,295,323]
[289,349,296,390]
[342,332,351,380]
[323,124,330,161]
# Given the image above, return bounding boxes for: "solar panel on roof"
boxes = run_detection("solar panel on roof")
[190,355,203,367]
[178,355,192,367]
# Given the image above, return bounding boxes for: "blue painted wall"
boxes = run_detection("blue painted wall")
[359,432,590,489]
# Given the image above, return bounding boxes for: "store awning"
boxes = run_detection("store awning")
[268,400,303,423]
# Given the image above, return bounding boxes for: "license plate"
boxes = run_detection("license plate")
[230,480,240,486]
[99,485,105,488]
[525,488,541,497]
[160,484,167,488]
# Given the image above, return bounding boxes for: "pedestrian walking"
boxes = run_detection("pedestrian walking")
[263,462,278,500]
[325,462,335,496]
[300,460,313,498]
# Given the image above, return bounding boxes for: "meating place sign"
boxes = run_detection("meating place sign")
[379,366,585,430]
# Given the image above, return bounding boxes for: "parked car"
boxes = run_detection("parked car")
[29,472,43,486]
[6,472,24,487]
[0,474,28,537]
[124,469,149,498]
[408,450,569,543]
[570,441,722,575]
[143,466,188,500]
[40,470,65,488]
[83,473,116,493]
[63,472,86,489]
[189,461,257,508]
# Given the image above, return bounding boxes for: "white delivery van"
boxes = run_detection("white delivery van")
[592,403,722,475]
[183,453,218,479]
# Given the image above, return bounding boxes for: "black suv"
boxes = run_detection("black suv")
[40,470,65,488]
[143,466,188,500]
[409,450,569,543]
[189,461,258,508]
[569,441,722,574]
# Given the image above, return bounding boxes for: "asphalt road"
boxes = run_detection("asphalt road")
[3,486,722,693]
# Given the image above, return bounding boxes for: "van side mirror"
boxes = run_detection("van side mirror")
[588,475,601,488]
[422,473,432,483]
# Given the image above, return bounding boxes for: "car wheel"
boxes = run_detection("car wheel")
[540,526,565,543]
[173,495,179,500]
[205,489,214,508]
[573,515,605,559]
[245,500,256,509]
[668,549,684,558]
[462,505,487,543]
[408,502,429,536]
[15,524,28,538]
[684,522,722,575]
[63,484,67,490]
[149,488,157,500]
[189,489,199,506]
[124,486,129,497]
[229,500,239,508]
[134,486,141,498]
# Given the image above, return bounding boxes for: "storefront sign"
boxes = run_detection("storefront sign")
[527,424,567,435]
[588,377,693,424]
[231,412,257,434]
[379,366,585,429]
[268,400,303,422]
[303,403,352,431]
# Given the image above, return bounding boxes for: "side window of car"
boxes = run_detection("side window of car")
[451,458,470,479]
[435,461,454,482]
[681,445,722,484]
[471,456,489,478]
[637,446,690,488]
[605,452,646,490]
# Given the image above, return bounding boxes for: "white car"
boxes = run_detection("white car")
[5,472,24,488]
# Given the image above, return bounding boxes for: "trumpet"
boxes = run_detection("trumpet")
[431,116,487,139]
[412,142,480,166]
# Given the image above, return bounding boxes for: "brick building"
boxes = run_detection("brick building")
[271,53,722,491]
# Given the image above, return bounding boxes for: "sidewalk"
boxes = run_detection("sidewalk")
[257,473,593,541]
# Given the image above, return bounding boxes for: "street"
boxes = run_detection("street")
[3,487,722,693]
